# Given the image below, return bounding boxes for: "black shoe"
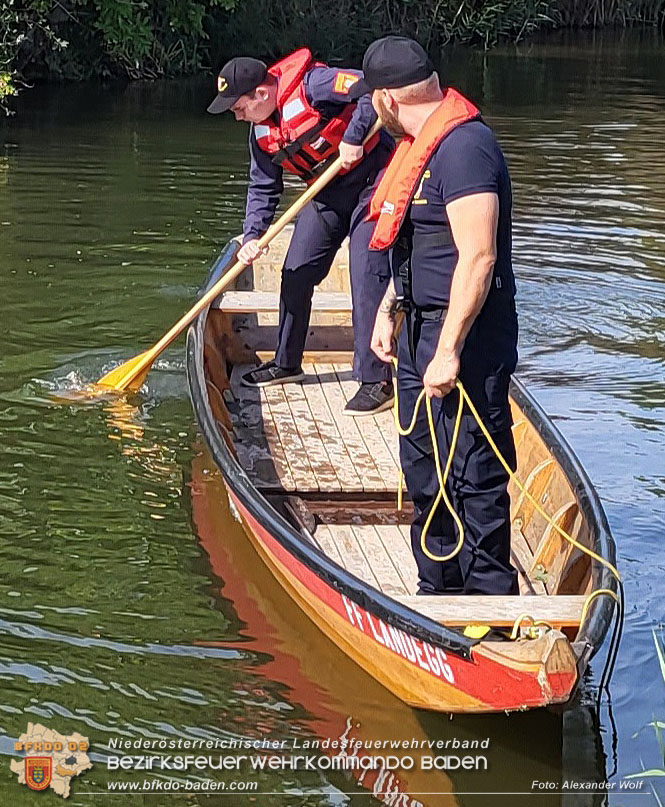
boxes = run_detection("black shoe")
[343,381,394,417]
[241,360,305,388]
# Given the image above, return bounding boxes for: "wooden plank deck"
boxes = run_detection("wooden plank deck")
[350,524,409,597]
[300,366,364,492]
[332,364,400,491]
[230,361,564,601]
[283,381,341,493]
[313,363,388,492]
[263,385,317,490]
[228,367,295,491]
[318,521,382,590]
[379,525,419,595]
[310,511,580,622]
[230,362,396,493]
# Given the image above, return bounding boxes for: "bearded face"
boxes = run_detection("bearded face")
[373,91,406,139]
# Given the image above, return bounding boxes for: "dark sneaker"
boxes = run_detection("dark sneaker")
[241,360,305,388]
[343,381,394,417]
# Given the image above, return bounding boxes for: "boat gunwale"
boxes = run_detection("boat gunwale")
[186,243,617,668]
[508,379,618,657]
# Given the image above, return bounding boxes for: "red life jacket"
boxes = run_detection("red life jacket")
[253,48,375,183]
[368,88,480,250]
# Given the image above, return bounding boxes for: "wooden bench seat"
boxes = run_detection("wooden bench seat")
[394,594,586,628]
[216,290,352,313]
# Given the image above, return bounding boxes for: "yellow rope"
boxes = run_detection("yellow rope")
[391,358,621,614]
[580,588,619,625]
[509,614,554,640]
[393,383,466,562]
[456,380,621,583]
[508,589,619,641]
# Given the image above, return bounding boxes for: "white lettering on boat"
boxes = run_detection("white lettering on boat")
[341,595,455,684]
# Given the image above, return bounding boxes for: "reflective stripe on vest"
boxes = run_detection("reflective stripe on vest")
[368,89,480,251]
[282,97,307,122]
[253,124,271,140]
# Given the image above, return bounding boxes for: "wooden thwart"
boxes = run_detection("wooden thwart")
[217,290,352,313]
[395,594,586,628]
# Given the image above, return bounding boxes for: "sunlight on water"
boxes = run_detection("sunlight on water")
[0,29,663,805]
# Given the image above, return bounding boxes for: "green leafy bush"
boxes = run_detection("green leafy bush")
[1,0,664,115]
[0,0,235,113]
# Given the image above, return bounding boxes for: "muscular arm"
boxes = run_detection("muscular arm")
[423,192,499,397]
[378,277,397,313]
[370,278,399,363]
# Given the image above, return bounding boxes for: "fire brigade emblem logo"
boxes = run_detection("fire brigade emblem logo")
[12,723,91,798]
[26,757,52,791]
[334,71,359,94]
[218,76,228,93]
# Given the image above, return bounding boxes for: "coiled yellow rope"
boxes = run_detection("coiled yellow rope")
[391,358,621,635]
[393,383,465,562]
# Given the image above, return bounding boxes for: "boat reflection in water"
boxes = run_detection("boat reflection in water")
[190,451,608,806]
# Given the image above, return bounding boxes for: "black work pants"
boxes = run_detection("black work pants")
[275,144,392,383]
[396,299,519,595]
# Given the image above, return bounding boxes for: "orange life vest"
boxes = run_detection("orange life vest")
[368,88,480,251]
[253,48,370,183]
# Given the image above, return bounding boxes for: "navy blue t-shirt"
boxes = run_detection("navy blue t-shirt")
[408,119,514,308]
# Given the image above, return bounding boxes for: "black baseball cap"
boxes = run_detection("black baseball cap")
[207,57,268,114]
[349,36,435,100]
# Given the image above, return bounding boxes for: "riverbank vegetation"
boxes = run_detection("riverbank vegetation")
[2,0,664,113]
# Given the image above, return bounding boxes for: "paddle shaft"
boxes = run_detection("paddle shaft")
[112,121,382,390]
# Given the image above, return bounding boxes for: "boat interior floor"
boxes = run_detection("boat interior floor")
[224,362,587,633]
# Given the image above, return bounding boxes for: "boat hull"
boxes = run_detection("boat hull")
[227,488,577,713]
[186,239,618,714]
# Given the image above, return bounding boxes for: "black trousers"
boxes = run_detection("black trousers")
[396,299,519,595]
[275,144,392,383]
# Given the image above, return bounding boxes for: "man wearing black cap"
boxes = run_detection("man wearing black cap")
[208,49,394,415]
[357,36,519,596]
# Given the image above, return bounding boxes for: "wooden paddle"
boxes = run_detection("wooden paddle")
[95,121,382,393]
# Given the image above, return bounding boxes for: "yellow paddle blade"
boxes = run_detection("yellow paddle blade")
[95,351,152,393]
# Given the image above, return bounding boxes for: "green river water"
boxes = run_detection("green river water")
[0,29,664,806]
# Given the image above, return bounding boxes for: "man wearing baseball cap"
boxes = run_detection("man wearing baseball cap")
[208,49,395,416]
[363,36,519,596]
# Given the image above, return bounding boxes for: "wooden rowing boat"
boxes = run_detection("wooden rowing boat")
[190,449,608,801]
[186,231,618,714]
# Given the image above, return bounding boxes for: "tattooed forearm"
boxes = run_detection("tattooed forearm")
[378,279,397,316]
